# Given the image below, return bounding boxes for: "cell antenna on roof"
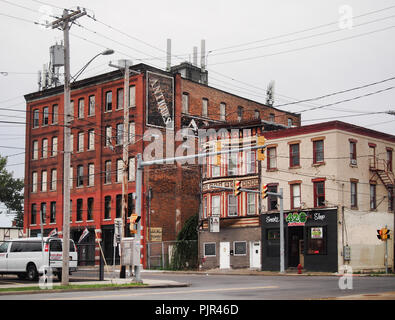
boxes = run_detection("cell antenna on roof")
[266,80,275,107]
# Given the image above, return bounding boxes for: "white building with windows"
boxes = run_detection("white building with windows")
[261,121,394,272]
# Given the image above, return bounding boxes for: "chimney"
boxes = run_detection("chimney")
[166,39,171,71]
[193,46,198,66]
[201,39,206,71]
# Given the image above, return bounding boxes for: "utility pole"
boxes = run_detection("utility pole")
[48,8,87,286]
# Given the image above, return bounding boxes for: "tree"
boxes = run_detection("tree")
[170,214,198,270]
[0,155,24,227]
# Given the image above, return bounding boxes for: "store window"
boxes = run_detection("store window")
[234,241,247,256]
[307,226,327,255]
[267,229,280,257]
[204,243,216,257]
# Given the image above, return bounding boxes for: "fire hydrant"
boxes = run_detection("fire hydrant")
[297,264,303,274]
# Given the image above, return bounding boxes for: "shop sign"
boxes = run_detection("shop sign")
[311,227,323,239]
[286,212,308,226]
[149,227,162,242]
[209,216,220,233]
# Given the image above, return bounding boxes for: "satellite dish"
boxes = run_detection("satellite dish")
[266,80,275,107]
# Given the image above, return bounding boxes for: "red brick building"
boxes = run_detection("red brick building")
[24,62,300,266]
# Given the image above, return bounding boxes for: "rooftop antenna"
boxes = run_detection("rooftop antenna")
[166,39,171,71]
[266,80,275,107]
[201,39,206,72]
[193,46,198,66]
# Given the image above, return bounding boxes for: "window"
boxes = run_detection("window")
[290,143,300,167]
[105,126,112,147]
[105,160,111,184]
[32,140,38,160]
[182,93,189,113]
[128,157,135,181]
[70,100,74,118]
[88,129,95,150]
[290,183,301,209]
[247,193,256,215]
[129,122,135,144]
[42,138,48,158]
[269,113,275,122]
[70,200,73,222]
[32,171,38,193]
[33,109,39,128]
[41,170,47,192]
[88,163,94,186]
[211,195,220,217]
[228,152,238,176]
[87,198,94,221]
[105,91,112,111]
[370,184,376,210]
[78,98,84,118]
[288,118,293,127]
[116,194,122,218]
[267,185,278,211]
[52,105,58,124]
[77,132,84,152]
[43,107,49,126]
[267,229,280,257]
[350,181,358,208]
[77,165,84,187]
[369,144,376,169]
[129,85,136,107]
[211,162,220,177]
[314,180,325,207]
[51,169,57,191]
[220,103,226,121]
[116,159,123,183]
[202,98,208,117]
[88,95,95,116]
[349,140,357,165]
[31,203,37,225]
[70,134,74,153]
[228,194,238,217]
[254,109,260,119]
[388,187,394,212]
[40,202,46,224]
[234,241,247,256]
[313,140,324,164]
[267,147,277,170]
[386,148,393,172]
[104,196,111,219]
[246,151,256,174]
[76,199,83,221]
[307,226,327,255]
[50,201,56,223]
[51,137,58,156]
[237,106,243,121]
[117,88,124,109]
[201,196,207,218]
[116,123,123,145]
[128,193,134,216]
[204,243,216,257]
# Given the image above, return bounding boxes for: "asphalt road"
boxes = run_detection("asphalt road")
[1,272,394,300]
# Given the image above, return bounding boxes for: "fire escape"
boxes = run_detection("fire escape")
[370,158,394,192]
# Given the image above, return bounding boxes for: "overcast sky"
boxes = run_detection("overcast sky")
[0,0,394,181]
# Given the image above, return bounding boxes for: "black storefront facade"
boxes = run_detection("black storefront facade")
[261,207,338,272]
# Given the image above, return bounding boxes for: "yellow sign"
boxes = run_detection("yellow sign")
[150,227,162,242]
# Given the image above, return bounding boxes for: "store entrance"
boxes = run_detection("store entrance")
[288,227,304,267]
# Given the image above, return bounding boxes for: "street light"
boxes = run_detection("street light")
[72,48,114,82]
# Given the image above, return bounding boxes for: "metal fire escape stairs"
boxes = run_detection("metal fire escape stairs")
[370,158,394,191]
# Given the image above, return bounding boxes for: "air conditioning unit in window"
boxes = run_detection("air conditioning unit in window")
[350,159,357,165]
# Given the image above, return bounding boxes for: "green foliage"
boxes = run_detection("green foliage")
[170,214,198,270]
[0,155,24,227]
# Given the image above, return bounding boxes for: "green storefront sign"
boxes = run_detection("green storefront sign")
[285,212,308,226]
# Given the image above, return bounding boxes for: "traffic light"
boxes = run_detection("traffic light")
[261,184,268,199]
[129,213,141,234]
[234,180,241,196]
[257,135,266,161]
[377,228,391,241]
[377,229,383,240]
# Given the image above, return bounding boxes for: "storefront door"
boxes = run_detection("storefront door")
[288,227,304,267]
[219,242,230,269]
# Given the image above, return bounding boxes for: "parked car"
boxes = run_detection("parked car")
[0,237,78,281]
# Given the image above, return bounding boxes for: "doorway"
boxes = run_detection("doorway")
[219,242,230,269]
[288,227,304,267]
[250,241,261,269]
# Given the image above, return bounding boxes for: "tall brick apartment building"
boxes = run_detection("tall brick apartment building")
[23,61,300,266]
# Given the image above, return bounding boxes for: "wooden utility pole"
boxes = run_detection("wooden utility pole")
[48,8,87,286]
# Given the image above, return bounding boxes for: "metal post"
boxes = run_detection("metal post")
[385,225,388,274]
[134,153,143,282]
[279,188,285,273]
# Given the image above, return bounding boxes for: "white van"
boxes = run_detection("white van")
[0,237,78,281]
